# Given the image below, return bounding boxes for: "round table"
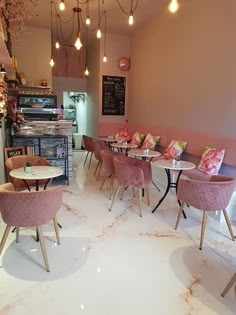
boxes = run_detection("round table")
[10,166,64,191]
[128,148,161,161]
[99,137,118,149]
[111,143,138,155]
[151,159,196,214]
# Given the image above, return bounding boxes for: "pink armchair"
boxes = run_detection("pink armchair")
[0,183,62,272]
[175,175,236,249]
[100,149,123,199]
[109,156,152,217]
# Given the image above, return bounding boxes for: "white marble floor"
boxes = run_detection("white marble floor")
[0,151,236,315]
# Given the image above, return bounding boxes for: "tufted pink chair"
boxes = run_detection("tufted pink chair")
[221,272,236,297]
[100,149,123,199]
[109,156,152,217]
[175,175,236,250]
[83,135,95,169]
[0,182,62,272]
[92,139,107,179]
[5,155,51,191]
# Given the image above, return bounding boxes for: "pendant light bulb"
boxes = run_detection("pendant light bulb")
[75,33,83,50]
[55,41,60,49]
[59,0,65,11]
[128,14,134,25]
[103,55,107,63]
[97,28,102,39]
[86,16,91,25]
[50,58,55,67]
[168,0,179,13]
[85,66,89,76]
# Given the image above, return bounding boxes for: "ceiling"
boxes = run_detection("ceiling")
[27,0,167,41]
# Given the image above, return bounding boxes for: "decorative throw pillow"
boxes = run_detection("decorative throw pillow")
[130,131,145,147]
[115,126,130,140]
[163,140,187,159]
[198,146,225,175]
[141,133,160,150]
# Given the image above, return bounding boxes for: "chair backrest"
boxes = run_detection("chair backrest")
[100,149,123,175]
[0,184,62,227]
[113,156,146,188]
[177,176,236,211]
[83,135,94,152]
[5,155,51,190]
[92,139,107,162]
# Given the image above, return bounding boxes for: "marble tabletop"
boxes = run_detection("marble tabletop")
[151,159,196,171]
[128,148,161,158]
[10,166,64,180]
[111,143,138,150]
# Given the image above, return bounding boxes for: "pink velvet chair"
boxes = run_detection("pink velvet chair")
[100,149,123,199]
[0,183,62,272]
[109,156,152,217]
[221,272,236,297]
[175,175,236,250]
[5,155,51,191]
[83,135,95,169]
[92,139,107,179]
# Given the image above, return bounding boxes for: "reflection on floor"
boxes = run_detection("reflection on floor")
[0,151,236,315]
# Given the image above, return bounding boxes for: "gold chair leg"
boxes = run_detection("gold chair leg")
[96,162,103,180]
[146,185,150,206]
[199,210,207,250]
[100,174,108,191]
[132,187,135,197]
[221,272,236,297]
[120,186,125,200]
[83,152,89,166]
[16,227,20,243]
[0,225,11,255]
[109,185,121,211]
[138,188,142,217]
[222,209,235,241]
[37,226,50,272]
[109,176,114,200]
[53,216,60,245]
[175,202,185,230]
[94,161,100,176]
[88,152,93,169]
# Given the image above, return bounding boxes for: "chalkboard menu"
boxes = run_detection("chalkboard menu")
[102,75,126,115]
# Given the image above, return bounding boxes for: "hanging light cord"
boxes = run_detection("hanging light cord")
[116,0,138,15]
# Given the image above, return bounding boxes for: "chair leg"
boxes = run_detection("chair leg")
[175,202,185,230]
[120,186,125,200]
[100,174,109,191]
[37,226,50,272]
[109,176,114,200]
[94,161,100,176]
[138,188,142,217]
[83,151,89,166]
[0,225,11,255]
[146,186,150,206]
[199,210,207,250]
[53,216,60,245]
[96,162,103,180]
[88,152,93,169]
[222,209,235,241]
[16,227,20,243]
[109,185,121,211]
[132,187,135,197]
[221,272,236,297]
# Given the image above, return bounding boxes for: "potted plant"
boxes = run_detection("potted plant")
[172,155,180,165]
[24,161,32,173]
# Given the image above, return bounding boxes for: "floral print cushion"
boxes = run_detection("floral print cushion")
[141,133,160,150]
[163,140,187,159]
[198,146,225,175]
[130,131,145,147]
[115,127,130,140]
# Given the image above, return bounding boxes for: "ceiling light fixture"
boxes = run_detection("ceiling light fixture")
[103,11,107,62]
[50,1,55,67]
[59,0,65,11]
[168,0,179,13]
[116,0,139,25]
[74,7,83,50]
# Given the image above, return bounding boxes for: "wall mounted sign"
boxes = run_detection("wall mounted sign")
[117,57,130,71]
[102,75,126,116]
[4,146,25,161]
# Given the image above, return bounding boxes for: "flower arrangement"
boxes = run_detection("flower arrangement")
[5,97,24,130]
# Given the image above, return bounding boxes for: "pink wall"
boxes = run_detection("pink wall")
[128,0,236,137]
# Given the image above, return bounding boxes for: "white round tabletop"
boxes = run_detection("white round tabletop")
[151,159,196,171]
[128,149,161,158]
[111,143,138,149]
[10,166,64,180]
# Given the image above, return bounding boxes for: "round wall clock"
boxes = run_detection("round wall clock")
[117,57,130,71]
